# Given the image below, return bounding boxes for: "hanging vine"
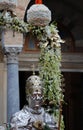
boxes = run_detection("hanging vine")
[38,23,65,130]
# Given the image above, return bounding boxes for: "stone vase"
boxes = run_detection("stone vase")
[27,4,51,26]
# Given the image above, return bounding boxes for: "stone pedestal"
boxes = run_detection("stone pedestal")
[4,45,22,122]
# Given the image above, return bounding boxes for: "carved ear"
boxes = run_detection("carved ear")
[26,95,29,101]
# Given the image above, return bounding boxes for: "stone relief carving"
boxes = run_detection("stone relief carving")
[4,46,22,63]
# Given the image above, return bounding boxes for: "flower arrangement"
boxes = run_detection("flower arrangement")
[37,23,65,130]
[0,5,65,129]
[0,11,28,33]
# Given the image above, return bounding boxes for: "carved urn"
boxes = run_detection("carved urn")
[27,0,51,26]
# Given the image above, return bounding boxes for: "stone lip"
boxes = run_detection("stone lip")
[27,4,51,26]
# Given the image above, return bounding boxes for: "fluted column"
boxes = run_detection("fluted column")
[4,45,22,122]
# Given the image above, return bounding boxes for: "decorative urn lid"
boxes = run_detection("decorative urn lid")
[27,0,51,26]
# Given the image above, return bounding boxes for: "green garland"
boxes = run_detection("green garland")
[0,12,65,129]
[37,24,65,130]
[0,12,28,33]
[28,22,65,129]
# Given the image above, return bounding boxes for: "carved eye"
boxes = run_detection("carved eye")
[33,93,36,97]
[38,93,42,96]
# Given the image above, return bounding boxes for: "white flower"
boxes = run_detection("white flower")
[43,41,49,47]
[45,26,51,37]
[56,43,61,47]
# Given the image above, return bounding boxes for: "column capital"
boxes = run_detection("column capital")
[4,45,23,64]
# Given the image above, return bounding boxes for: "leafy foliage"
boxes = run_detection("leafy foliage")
[0,12,28,33]
[37,23,65,130]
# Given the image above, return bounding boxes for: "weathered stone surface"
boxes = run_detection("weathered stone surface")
[27,4,51,26]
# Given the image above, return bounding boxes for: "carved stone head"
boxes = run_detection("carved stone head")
[26,75,43,110]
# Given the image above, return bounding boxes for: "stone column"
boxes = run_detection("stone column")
[4,45,22,122]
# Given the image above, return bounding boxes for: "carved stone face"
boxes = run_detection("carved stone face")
[28,89,43,110]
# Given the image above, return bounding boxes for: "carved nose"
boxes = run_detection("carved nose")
[36,95,40,99]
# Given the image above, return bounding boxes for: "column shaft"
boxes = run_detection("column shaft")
[7,63,19,122]
[4,45,22,122]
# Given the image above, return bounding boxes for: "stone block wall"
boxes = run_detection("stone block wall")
[16,0,30,19]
